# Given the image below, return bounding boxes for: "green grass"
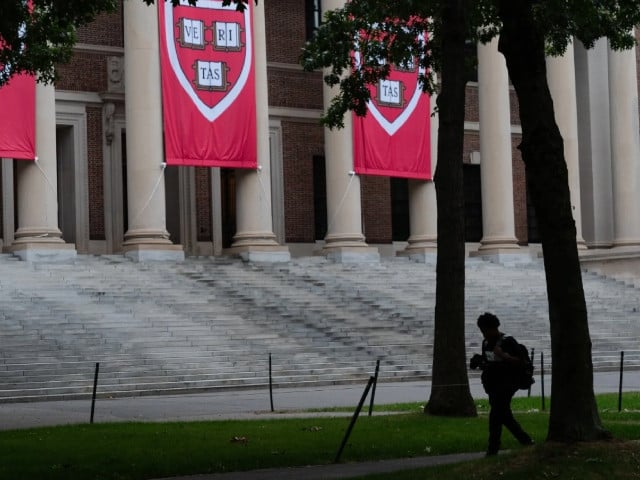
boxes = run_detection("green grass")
[352,440,640,479]
[1,393,639,480]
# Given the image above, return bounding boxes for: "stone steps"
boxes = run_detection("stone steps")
[0,254,637,401]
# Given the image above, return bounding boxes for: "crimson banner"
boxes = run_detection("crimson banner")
[158,0,257,168]
[352,58,431,180]
[0,72,35,160]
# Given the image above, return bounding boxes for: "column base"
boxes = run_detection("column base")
[228,231,291,262]
[123,242,185,262]
[322,246,380,263]
[9,240,77,262]
[226,245,291,263]
[397,247,437,264]
[397,235,437,263]
[470,246,533,265]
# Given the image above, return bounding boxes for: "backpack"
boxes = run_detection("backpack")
[507,337,535,390]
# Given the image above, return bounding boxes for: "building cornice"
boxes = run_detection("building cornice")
[74,43,124,55]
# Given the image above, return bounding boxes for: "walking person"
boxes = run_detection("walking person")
[470,312,534,456]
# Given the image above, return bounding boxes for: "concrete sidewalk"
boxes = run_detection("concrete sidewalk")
[0,371,637,430]
[2,371,637,480]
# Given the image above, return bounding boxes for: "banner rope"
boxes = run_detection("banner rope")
[33,157,59,227]
[326,171,356,234]
[34,157,57,194]
[255,165,273,220]
[129,163,166,228]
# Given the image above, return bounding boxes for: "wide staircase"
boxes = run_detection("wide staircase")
[0,253,638,402]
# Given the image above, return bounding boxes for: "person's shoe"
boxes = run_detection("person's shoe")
[485,449,498,457]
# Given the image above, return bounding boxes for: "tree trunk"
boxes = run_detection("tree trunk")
[426,0,476,417]
[497,0,608,441]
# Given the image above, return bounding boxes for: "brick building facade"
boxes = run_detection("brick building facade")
[1,1,639,262]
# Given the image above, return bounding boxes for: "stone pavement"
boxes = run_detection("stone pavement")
[2,371,638,479]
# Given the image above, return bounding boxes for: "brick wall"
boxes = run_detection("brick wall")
[196,168,212,242]
[76,3,124,48]
[282,120,324,242]
[361,176,392,243]
[56,52,109,92]
[87,107,105,240]
[268,68,324,110]
[265,0,307,64]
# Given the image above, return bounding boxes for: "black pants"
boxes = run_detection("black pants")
[486,384,532,454]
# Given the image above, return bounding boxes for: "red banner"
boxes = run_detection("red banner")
[352,56,431,180]
[158,0,257,168]
[0,72,35,160]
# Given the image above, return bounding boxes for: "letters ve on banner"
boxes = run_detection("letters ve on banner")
[352,36,431,180]
[159,0,257,168]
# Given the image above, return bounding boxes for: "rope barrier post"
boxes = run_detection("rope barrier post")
[528,348,535,398]
[618,351,625,413]
[334,376,375,464]
[269,353,274,412]
[540,351,545,412]
[90,362,100,424]
[368,359,380,417]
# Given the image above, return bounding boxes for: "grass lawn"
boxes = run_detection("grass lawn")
[1,393,639,480]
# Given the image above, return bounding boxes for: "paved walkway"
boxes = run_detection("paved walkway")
[2,371,638,479]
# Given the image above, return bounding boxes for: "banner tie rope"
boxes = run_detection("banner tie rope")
[129,163,166,228]
[326,171,356,235]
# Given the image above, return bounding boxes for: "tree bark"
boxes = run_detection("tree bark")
[426,0,476,417]
[497,0,608,441]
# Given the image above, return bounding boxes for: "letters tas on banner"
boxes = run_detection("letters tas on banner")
[158,0,257,168]
[352,32,431,180]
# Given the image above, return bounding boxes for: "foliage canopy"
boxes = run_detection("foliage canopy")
[300,0,640,128]
[0,0,254,85]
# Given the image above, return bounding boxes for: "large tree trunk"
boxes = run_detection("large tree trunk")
[497,0,608,441]
[426,0,476,417]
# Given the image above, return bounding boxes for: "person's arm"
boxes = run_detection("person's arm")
[493,337,521,363]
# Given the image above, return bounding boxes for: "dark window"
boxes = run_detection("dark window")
[463,164,483,242]
[313,155,327,240]
[221,169,236,248]
[305,0,322,40]
[391,178,410,241]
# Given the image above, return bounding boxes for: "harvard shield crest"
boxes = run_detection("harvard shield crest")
[163,0,253,122]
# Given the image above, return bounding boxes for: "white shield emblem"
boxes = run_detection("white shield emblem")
[163,0,252,122]
[354,34,426,136]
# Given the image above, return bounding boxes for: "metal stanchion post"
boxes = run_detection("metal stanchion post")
[618,351,625,412]
[540,352,545,411]
[368,359,380,417]
[90,362,100,424]
[528,348,535,398]
[335,376,375,464]
[269,353,274,412]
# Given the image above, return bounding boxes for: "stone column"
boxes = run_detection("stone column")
[10,82,76,261]
[320,0,379,263]
[474,37,522,261]
[574,39,613,247]
[122,0,183,261]
[546,42,587,249]
[608,35,640,248]
[229,0,290,262]
[399,90,438,262]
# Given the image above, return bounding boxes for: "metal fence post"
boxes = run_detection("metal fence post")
[90,362,100,424]
[334,376,375,464]
[618,351,625,412]
[368,360,380,417]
